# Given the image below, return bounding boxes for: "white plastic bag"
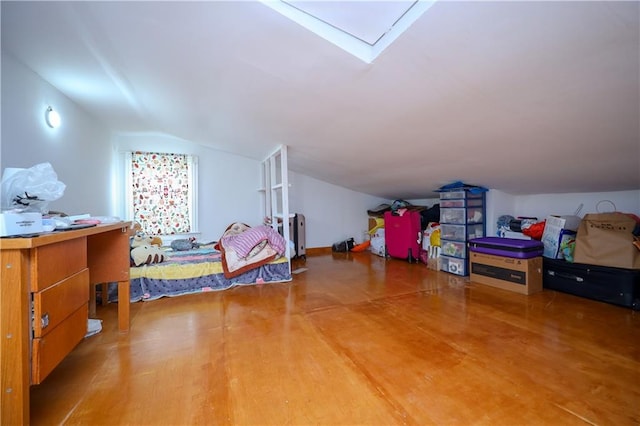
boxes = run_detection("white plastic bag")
[1,163,66,212]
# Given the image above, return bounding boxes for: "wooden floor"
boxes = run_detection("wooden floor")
[31,253,639,425]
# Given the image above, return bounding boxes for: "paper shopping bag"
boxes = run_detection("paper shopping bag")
[573,212,640,269]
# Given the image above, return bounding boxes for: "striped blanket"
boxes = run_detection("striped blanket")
[120,246,291,302]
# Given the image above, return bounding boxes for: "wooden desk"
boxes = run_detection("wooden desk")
[0,222,130,425]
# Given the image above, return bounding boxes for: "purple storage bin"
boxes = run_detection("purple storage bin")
[468,237,543,259]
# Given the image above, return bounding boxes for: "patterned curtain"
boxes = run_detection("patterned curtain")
[130,151,192,235]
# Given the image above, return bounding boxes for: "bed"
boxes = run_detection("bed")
[107,222,292,303]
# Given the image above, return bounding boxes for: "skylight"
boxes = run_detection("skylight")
[260,0,436,63]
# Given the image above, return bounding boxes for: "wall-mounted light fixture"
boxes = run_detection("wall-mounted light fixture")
[45,106,61,128]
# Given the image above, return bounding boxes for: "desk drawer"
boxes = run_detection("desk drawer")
[31,304,88,384]
[33,269,89,338]
[31,237,87,292]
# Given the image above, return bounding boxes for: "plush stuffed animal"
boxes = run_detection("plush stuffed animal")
[150,235,163,247]
[130,222,163,247]
[130,231,165,267]
[130,221,143,235]
[170,237,200,251]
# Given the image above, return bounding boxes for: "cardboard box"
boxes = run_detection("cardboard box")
[0,212,43,236]
[469,251,543,295]
[542,215,581,259]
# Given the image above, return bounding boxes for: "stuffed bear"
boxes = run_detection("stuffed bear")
[130,222,163,247]
[150,235,163,247]
[130,231,166,267]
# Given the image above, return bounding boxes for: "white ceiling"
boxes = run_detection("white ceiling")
[2,1,639,199]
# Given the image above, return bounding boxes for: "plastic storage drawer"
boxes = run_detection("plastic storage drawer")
[440,255,468,276]
[440,223,484,242]
[440,240,467,258]
[440,199,484,208]
[439,191,484,200]
[440,207,484,225]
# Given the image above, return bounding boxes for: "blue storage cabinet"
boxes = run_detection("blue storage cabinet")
[439,189,486,276]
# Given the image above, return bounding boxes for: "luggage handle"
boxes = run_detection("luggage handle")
[548,270,584,283]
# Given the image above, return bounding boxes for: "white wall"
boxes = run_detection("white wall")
[514,190,640,219]
[486,189,640,236]
[1,52,113,216]
[407,198,440,207]
[288,171,388,247]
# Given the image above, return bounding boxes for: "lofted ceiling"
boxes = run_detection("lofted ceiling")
[2,1,639,199]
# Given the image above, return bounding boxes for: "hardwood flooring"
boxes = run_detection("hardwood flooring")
[30,253,639,425]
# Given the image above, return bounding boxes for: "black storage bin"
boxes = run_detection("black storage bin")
[543,257,640,310]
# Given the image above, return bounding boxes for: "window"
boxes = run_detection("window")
[125,151,198,235]
[260,1,435,63]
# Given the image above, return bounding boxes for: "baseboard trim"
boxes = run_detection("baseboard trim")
[306,247,332,256]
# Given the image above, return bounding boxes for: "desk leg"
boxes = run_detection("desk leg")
[117,280,130,332]
[89,284,97,318]
[1,250,30,425]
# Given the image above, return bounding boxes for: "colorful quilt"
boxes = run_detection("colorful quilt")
[114,246,291,302]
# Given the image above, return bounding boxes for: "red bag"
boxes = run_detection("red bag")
[522,221,545,240]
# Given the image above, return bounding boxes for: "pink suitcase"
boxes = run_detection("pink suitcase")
[384,211,422,263]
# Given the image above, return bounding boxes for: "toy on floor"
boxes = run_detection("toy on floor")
[350,240,371,252]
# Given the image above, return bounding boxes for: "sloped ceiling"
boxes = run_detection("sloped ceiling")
[2,1,638,199]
